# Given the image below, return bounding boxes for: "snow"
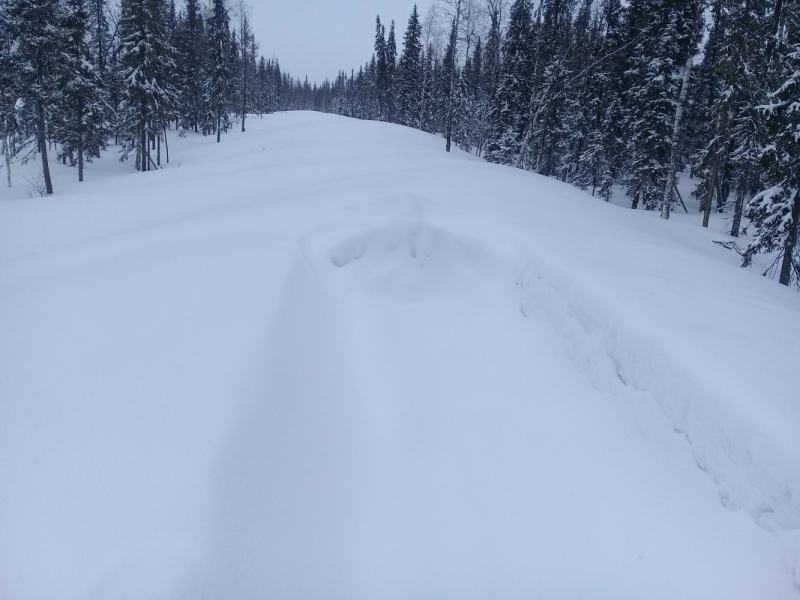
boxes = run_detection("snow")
[1,111,799,599]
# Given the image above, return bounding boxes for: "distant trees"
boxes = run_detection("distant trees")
[312,0,799,288]
[0,0,312,190]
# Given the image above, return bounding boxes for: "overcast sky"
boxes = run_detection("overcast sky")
[247,0,435,84]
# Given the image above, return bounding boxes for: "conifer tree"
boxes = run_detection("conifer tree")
[443,16,459,151]
[574,0,625,200]
[8,0,64,194]
[624,0,702,210]
[386,20,397,122]
[484,0,534,164]
[205,0,232,142]
[374,16,389,120]
[743,1,800,287]
[518,0,573,175]
[54,0,110,181]
[117,0,177,170]
[176,0,205,132]
[0,3,17,187]
[396,6,423,127]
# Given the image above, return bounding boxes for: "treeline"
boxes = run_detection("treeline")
[0,0,315,192]
[307,0,800,288]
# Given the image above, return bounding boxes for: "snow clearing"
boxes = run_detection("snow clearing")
[1,112,799,599]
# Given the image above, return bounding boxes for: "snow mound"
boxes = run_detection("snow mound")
[327,221,488,299]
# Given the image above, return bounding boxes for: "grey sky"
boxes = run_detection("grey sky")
[247,0,434,84]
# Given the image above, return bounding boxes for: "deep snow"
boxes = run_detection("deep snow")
[1,112,799,599]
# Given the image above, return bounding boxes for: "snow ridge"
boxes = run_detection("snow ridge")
[516,255,800,588]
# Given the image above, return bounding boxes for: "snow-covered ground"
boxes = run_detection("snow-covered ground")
[1,112,799,600]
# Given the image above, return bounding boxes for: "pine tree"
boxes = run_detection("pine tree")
[0,2,18,188]
[396,5,422,127]
[205,0,232,142]
[484,0,534,165]
[54,0,110,181]
[117,0,177,170]
[518,0,574,175]
[443,16,458,151]
[476,1,503,156]
[176,0,205,132]
[693,0,770,234]
[89,0,111,74]
[374,16,389,121]
[386,20,397,122]
[624,0,702,210]
[743,1,800,287]
[574,0,625,200]
[8,0,64,194]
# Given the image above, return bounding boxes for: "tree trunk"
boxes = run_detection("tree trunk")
[703,151,721,228]
[631,193,640,209]
[778,191,800,286]
[142,127,148,172]
[731,188,745,237]
[164,126,170,164]
[36,101,53,195]
[3,134,11,188]
[217,109,221,143]
[661,53,694,220]
[242,61,247,132]
[445,1,462,153]
[419,59,427,130]
[157,133,161,167]
[78,125,84,182]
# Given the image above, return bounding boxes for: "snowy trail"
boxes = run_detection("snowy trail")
[1,113,799,599]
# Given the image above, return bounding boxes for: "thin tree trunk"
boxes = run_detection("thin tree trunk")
[142,127,148,172]
[703,151,721,228]
[673,182,689,213]
[631,193,640,209]
[446,1,462,153]
[778,191,800,286]
[157,133,161,167]
[662,53,694,220]
[164,126,170,164]
[731,188,745,237]
[242,53,247,132]
[3,134,11,187]
[78,125,84,182]
[36,102,53,195]
[217,110,221,143]
[419,59,427,130]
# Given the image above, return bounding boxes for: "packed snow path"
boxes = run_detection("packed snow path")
[1,112,799,599]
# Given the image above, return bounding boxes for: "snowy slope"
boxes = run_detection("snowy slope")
[1,112,799,600]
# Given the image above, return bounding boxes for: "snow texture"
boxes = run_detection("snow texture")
[1,112,799,599]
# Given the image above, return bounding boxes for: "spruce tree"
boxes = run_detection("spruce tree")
[386,20,397,122]
[54,0,110,181]
[176,0,205,133]
[743,1,800,287]
[624,0,702,210]
[8,0,64,194]
[205,0,232,142]
[443,16,458,151]
[484,0,534,165]
[396,6,422,128]
[117,0,177,170]
[374,16,389,121]
[0,3,17,188]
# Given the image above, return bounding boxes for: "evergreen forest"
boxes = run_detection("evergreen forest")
[0,0,798,287]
